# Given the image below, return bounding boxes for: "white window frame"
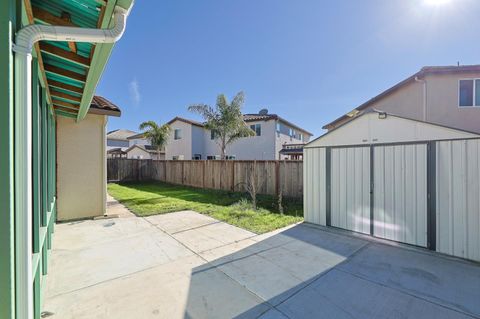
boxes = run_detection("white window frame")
[458,78,480,108]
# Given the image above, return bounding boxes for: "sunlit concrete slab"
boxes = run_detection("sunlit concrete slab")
[45,223,193,297]
[44,200,480,319]
[145,210,219,234]
[337,243,480,317]
[277,269,472,319]
[44,255,206,319]
[171,221,256,253]
[53,217,155,251]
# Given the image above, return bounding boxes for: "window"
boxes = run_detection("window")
[276,122,280,132]
[193,154,202,160]
[174,129,182,140]
[172,155,184,160]
[226,155,236,160]
[288,128,293,137]
[250,124,261,136]
[459,79,480,107]
[299,133,303,141]
[210,130,216,140]
[207,155,220,160]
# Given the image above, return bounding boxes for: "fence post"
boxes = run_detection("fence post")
[231,161,235,191]
[275,161,280,196]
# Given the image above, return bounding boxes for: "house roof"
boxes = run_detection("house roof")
[107,129,138,141]
[166,114,313,136]
[88,96,121,117]
[125,144,164,154]
[243,114,313,136]
[323,64,480,130]
[26,0,134,121]
[107,148,126,154]
[167,117,205,127]
[127,132,148,140]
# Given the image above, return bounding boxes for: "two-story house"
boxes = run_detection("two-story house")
[165,110,312,160]
[323,65,480,133]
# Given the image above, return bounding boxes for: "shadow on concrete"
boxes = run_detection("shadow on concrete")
[182,223,480,319]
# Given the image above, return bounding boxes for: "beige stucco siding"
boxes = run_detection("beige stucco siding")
[425,72,480,133]
[332,71,480,134]
[57,114,107,221]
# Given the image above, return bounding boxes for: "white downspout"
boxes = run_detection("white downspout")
[415,76,427,121]
[13,5,132,319]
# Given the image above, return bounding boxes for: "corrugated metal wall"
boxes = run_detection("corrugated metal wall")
[373,144,428,247]
[436,140,480,261]
[331,147,371,234]
[303,148,326,225]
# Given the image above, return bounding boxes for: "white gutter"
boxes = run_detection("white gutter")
[13,5,132,319]
[415,76,427,121]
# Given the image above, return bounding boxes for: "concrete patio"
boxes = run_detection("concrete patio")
[43,196,480,319]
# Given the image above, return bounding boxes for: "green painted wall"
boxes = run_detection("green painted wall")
[0,0,16,318]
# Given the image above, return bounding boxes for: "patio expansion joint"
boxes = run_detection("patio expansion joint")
[169,220,223,235]
[141,215,291,314]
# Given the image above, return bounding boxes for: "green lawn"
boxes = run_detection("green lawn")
[108,182,303,234]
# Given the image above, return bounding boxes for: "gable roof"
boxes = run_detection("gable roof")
[167,117,205,127]
[323,64,480,130]
[125,144,164,154]
[243,113,313,136]
[107,129,137,141]
[308,109,480,148]
[166,114,313,136]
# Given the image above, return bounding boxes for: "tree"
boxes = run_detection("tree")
[188,91,255,159]
[138,121,170,160]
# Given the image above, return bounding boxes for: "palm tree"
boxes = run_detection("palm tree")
[188,91,254,159]
[138,121,170,160]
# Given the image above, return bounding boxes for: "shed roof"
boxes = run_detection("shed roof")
[307,110,480,148]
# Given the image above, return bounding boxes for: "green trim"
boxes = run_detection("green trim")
[55,110,78,118]
[0,0,16,318]
[77,0,134,121]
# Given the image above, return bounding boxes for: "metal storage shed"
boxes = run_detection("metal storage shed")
[304,110,480,262]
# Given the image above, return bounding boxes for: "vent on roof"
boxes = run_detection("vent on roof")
[259,108,269,115]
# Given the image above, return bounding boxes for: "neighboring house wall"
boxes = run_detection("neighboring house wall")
[331,71,480,134]
[227,120,276,160]
[165,121,193,160]
[191,125,205,159]
[166,118,312,160]
[126,146,150,159]
[57,114,107,221]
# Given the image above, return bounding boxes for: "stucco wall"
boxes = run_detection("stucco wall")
[331,71,480,134]
[127,146,150,159]
[165,121,193,160]
[57,114,107,221]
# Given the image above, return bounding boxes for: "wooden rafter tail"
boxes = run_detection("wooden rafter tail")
[52,99,80,110]
[50,89,81,103]
[44,64,87,83]
[39,43,90,67]
[48,80,83,94]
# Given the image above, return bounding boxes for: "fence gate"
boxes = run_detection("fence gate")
[372,144,428,247]
[330,147,371,234]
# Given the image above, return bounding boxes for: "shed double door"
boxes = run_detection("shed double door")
[329,144,428,247]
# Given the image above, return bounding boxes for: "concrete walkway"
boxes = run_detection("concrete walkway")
[43,196,480,319]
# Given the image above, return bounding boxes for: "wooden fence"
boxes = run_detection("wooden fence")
[107,159,303,197]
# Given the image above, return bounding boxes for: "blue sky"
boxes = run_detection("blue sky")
[97,0,480,137]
